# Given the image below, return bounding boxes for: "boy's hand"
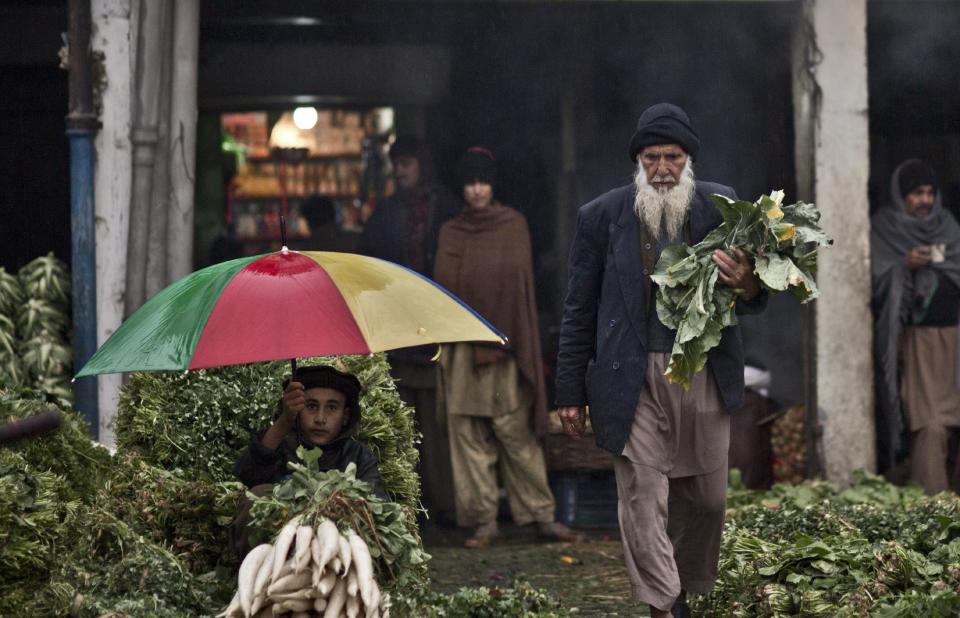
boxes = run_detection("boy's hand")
[280,380,305,423]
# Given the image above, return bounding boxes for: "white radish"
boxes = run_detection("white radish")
[279,599,312,613]
[291,613,311,618]
[317,569,338,596]
[346,594,360,618]
[365,581,380,617]
[267,570,312,596]
[330,556,342,575]
[314,597,328,613]
[316,519,341,569]
[239,544,273,618]
[310,535,322,575]
[270,516,301,583]
[323,577,348,618]
[252,609,271,618]
[249,593,265,618]
[250,544,276,615]
[216,590,241,618]
[269,589,315,603]
[293,525,314,572]
[338,534,352,576]
[346,568,359,598]
[347,532,376,609]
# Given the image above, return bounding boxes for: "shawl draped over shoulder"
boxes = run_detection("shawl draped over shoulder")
[871,160,960,471]
[433,203,549,436]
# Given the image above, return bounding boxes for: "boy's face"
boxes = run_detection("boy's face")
[300,387,349,446]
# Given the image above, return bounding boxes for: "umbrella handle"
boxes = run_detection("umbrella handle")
[290,357,297,377]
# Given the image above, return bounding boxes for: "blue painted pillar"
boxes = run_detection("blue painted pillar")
[67,128,98,436]
[67,0,99,437]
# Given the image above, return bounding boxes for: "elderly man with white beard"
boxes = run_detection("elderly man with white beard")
[555,103,765,618]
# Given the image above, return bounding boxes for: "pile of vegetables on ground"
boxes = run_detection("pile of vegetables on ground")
[770,404,806,484]
[0,354,565,616]
[697,470,960,617]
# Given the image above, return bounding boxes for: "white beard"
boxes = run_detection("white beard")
[632,160,696,241]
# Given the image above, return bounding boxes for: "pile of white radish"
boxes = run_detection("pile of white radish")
[219,516,388,618]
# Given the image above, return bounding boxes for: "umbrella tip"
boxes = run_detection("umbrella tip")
[281,245,289,255]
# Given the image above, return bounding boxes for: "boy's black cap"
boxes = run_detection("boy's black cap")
[289,365,362,409]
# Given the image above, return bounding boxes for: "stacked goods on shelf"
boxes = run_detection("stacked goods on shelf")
[771,405,806,484]
[0,266,25,387]
[17,254,73,404]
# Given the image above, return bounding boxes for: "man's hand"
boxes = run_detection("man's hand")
[906,245,932,271]
[713,247,761,301]
[280,380,305,422]
[557,406,587,438]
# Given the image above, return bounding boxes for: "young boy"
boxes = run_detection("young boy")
[234,365,386,497]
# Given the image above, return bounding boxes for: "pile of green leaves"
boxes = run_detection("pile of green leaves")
[0,266,24,386]
[1,389,112,502]
[395,581,569,617]
[15,254,74,404]
[0,448,72,616]
[248,451,429,590]
[652,191,831,387]
[36,505,232,617]
[97,453,245,573]
[695,471,960,617]
[116,353,421,510]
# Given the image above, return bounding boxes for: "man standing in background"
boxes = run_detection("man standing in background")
[357,135,460,523]
[872,159,960,494]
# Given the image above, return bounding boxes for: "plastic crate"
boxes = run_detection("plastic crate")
[549,470,619,529]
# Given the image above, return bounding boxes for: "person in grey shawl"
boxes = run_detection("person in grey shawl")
[871,159,960,494]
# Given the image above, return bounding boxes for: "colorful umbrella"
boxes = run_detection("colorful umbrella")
[75,250,504,377]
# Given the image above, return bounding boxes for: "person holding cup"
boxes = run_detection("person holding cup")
[872,159,960,494]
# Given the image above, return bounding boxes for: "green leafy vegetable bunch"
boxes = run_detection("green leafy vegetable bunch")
[696,470,960,617]
[652,190,831,388]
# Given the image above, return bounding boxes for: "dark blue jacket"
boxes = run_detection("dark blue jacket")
[555,181,766,456]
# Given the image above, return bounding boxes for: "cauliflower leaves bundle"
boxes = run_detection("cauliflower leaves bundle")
[652,190,831,388]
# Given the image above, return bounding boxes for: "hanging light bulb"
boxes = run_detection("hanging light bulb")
[292,106,318,130]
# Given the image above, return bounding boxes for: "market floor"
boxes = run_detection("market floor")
[422,522,649,616]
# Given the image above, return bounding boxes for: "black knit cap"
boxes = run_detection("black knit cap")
[629,103,701,162]
[291,365,362,411]
[457,146,497,187]
[898,159,938,198]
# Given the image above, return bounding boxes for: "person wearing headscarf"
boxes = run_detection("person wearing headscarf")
[555,103,766,618]
[356,136,461,522]
[433,147,583,549]
[871,159,960,494]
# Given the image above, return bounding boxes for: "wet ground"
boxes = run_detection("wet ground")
[423,522,649,616]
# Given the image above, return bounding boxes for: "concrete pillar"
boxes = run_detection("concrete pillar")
[166,0,199,282]
[809,0,875,482]
[92,0,134,446]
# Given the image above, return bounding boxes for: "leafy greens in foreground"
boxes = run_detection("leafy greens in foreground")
[652,190,831,387]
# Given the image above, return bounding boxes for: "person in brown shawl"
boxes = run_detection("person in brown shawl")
[871,159,960,494]
[433,147,583,548]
